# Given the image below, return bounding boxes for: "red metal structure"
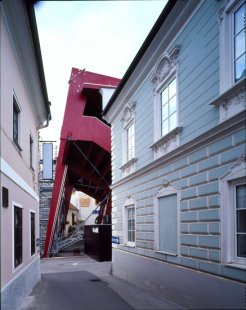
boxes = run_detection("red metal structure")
[43,68,120,257]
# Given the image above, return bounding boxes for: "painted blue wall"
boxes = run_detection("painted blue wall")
[177,0,220,144]
[112,0,223,182]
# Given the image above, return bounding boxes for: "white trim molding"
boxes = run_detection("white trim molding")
[220,152,246,269]
[152,45,181,158]
[120,157,137,178]
[12,202,23,272]
[29,209,36,258]
[151,45,180,91]
[154,179,180,256]
[219,0,245,93]
[121,101,137,177]
[150,126,182,160]
[0,157,39,201]
[211,78,246,123]
[122,198,136,248]
[121,101,136,127]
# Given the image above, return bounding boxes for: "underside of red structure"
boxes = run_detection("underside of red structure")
[43,69,120,257]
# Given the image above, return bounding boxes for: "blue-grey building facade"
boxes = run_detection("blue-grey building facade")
[103,0,246,308]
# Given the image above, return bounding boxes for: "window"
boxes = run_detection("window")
[151,46,181,159]
[127,206,135,244]
[161,78,177,137]
[13,94,22,150]
[154,181,180,255]
[235,183,246,258]
[14,206,23,268]
[233,2,246,83]
[30,212,35,256]
[220,152,246,267]
[120,102,137,176]
[30,134,34,169]
[2,187,9,208]
[219,0,246,92]
[123,198,136,247]
[127,122,135,161]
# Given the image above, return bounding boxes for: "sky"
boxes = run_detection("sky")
[35,0,167,142]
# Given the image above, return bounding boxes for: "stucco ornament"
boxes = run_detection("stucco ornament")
[225,152,246,176]
[221,87,246,121]
[151,127,182,160]
[155,132,178,158]
[156,57,170,82]
[121,101,136,127]
[152,45,180,90]
[217,0,230,26]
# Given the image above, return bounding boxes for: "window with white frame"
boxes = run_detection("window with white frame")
[234,183,246,259]
[219,0,246,92]
[126,122,135,161]
[233,2,245,83]
[30,211,35,256]
[154,181,179,255]
[151,46,182,160]
[161,77,177,137]
[30,134,34,169]
[123,199,136,247]
[120,102,137,176]
[127,206,135,244]
[14,205,23,268]
[220,153,246,267]
[13,94,21,150]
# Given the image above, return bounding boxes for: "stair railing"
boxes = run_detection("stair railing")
[51,194,109,256]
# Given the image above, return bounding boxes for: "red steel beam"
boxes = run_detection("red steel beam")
[43,69,120,257]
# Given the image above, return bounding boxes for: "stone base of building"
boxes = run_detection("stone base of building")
[1,257,40,310]
[112,249,245,309]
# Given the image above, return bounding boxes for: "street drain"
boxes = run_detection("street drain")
[90,279,102,282]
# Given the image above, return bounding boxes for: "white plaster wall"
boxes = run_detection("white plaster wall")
[0,10,40,291]
[1,174,40,288]
[0,11,39,192]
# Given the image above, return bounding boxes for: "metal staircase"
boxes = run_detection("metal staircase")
[51,195,109,256]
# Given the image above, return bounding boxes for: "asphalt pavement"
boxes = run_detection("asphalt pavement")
[20,254,185,310]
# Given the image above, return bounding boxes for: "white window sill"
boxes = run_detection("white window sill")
[155,250,178,257]
[120,157,137,177]
[12,262,23,273]
[210,78,246,123]
[124,242,136,248]
[150,127,182,160]
[223,262,246,271]
[120,157,137,170]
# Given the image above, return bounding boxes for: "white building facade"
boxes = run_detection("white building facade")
[104,0,246,308]
[0,1,51,309]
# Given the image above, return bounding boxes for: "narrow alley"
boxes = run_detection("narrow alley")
[20,254,185,310]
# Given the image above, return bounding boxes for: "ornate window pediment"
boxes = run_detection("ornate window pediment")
[151,45,181,160]
[121,101,136,128]
[152,45,180,91]
[121,101,137,177]
[211,78,246,122]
